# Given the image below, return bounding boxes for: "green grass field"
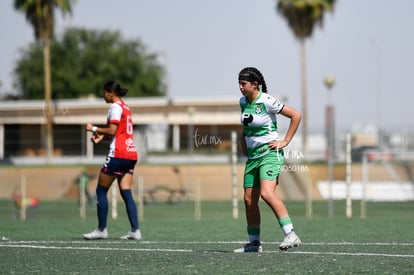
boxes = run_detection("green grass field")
[0,199,413,274]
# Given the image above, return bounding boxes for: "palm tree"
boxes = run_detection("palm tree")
[14,0,74,162]
[276,0,335,158]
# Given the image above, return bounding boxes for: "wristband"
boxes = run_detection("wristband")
[92,126,97,134]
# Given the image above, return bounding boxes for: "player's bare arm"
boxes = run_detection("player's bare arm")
[268,105,301,150]
[239,130,247,156]
[86,123,118,136]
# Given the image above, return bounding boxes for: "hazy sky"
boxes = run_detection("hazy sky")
[1,0,412,132]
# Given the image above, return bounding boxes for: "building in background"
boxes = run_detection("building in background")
[0,97,413,165]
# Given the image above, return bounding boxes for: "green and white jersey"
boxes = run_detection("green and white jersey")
[240,92,284,159]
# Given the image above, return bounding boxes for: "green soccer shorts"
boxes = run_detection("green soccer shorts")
[243,150,284,188]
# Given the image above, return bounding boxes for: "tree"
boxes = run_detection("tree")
[276,0,336,157]
[14,0,75,161]
[15,28,166,99]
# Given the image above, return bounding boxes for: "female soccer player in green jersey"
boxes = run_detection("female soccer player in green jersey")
[234,67,302,252]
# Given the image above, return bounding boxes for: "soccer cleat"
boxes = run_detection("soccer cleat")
[279,230,301,251]
[233,240,262,253]
[83,228,108,240]
[120,230,142,240]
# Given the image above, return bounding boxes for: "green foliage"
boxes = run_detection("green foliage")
[14,0,74,40]
[14,27,166,99]
[276,0,336,40]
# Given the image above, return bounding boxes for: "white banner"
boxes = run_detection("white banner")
[317,181,414,201]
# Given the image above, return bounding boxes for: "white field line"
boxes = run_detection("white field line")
[285,251,414,258]
[0,244,192,253]
[0,241,413,258]
[1,240,414,246]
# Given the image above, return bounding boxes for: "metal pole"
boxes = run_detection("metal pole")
[361,153,368,218]
[0,124,4,159]
[327,108,334,218]
[111,184,118,220]
[345,133,352,218]
[138,175,144,221]
[324,75,335,218]
[231,131,238,219]
[300,42,308,159]
[20,176,26,221]
[187,106,195,200]
[194,178,201,220]
[86,130,93,159]
[79,172,87,219]
[306,176,313,218]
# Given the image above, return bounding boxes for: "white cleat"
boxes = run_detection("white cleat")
[233,240,263,253]
[83,228,108,240]
[279,230,301,251]
[120,230,142,240]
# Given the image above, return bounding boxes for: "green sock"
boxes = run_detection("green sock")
[278,216,294,235]
[247,226,260,242]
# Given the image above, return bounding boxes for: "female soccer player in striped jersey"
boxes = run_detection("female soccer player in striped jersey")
[234,67,302,252]
[83,81,141,241]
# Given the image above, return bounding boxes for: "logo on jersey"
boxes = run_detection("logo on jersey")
[266,170,273,177]
[272,99,283,109]
[242,113,253,126]
[255,104,262,114]
[125,138,137,152]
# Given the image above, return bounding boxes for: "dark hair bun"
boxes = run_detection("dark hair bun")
[118,88,128,97]
[103,80,128,97]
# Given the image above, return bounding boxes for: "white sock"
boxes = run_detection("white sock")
[282,224,294,235]
[248,234,260,243]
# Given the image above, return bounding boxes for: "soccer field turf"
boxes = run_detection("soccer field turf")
[1,200,413,274]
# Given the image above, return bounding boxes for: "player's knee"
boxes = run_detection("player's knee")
[260,190,274,203]
[243,196,254,208]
